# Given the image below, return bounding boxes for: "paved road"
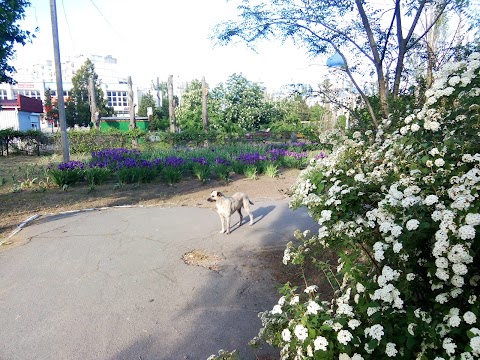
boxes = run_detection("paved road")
[0,200,318,360]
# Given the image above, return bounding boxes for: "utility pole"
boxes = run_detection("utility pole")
[167,75,176,133]
[49,0,69,162]
[88,76,99,128]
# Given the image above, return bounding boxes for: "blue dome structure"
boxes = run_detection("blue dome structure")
[326,52,345,68]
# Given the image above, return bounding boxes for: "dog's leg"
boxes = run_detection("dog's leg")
[244,200,254,226]
[219,215,226,233]
[237,209,243,227]
[226,215,231,234]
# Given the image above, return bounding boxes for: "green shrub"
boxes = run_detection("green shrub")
[161,166,183,185]
[83,167,112,185]
[265,163,279,178]
[192,163,211,184]
[48,162,84,188]
[256,52,480,359]
[212,164,231,183]
[244,165,258,180]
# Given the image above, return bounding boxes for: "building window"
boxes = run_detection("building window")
[50,90,71,97]
[13,90,41,100]
[0,90,7,100]
[107,91,128,107]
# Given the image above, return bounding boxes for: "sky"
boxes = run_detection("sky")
[12,0,331,91]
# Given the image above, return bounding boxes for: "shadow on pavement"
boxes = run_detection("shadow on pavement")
[106,203,318,360]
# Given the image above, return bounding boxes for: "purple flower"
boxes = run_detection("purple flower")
[57,160,84,171]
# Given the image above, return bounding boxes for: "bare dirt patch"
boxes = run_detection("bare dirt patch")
[182,249,222,271]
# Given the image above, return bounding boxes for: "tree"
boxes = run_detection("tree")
[43,88,58,127]
[65,59,113,127]
[212,73,270,132]
[0,0,35,84]
[214,0,475,127]
[175,79,204,131]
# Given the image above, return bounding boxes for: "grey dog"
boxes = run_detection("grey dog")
[207,190,254,234]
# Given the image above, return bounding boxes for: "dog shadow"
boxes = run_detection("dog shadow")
[234,205,275,229]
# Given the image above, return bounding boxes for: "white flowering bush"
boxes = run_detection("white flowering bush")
[257,52,480,359]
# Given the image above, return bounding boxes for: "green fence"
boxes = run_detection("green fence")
[100,118,149,132]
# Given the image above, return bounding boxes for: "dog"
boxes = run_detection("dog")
[207,191,254,234]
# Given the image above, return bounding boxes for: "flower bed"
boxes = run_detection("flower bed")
[47,143,325,188]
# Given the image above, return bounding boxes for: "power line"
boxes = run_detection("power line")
[61,0,76,52]
[87,0,121,37]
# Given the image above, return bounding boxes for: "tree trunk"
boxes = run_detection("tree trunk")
[127,76,137,147]
[88,76,99,129]
[168,75,176,133]
[201,76,209,132]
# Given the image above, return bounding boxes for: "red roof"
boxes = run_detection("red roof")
[0,95,43,113]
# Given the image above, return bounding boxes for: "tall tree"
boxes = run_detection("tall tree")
[0,0,35,83]
[214,73,270,131]
[214,0,474,127]
[175,79,204,131]
[65,59,112,127]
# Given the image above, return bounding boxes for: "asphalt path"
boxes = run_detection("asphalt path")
[0,200,318,360]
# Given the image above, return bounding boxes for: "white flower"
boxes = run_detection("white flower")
[408,323,416,336]
[314,336,328,351]
[451,275,465,287]
[365,324,384,341]
[351,354,364,360]
[290,295,299,305]
[464,311,477,325]
[385,342,398,357]
[406,219,420,231]
[367,307,379,316]
[458,225,476,240]
[443,337,457,356]
[271,305,282,315]
[424,195,439,205]
[294,324,308,342]
[411,123,420,132]
[320,210,332,221]
[356,283,365,293]
[435,158,445,167]
[470,336,480,356]
[306,300,321,315]
[448,315,461,327]
[304,285,318,294]
[448,244,473,264]
[281,328,291,342]
[337,330,353,345]
[429,147,440,156]
[465,213,480,226]
[406,273,415,281]
[393,241,403,253]
[436,257,449,268]
[452,263,468,276]
[339,354,350,360]
[435,293,448,304]
[348,319,361,330]
[332,322,343,331]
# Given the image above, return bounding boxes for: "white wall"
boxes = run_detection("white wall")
[0,111,41,131]
[0,111,20,130]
